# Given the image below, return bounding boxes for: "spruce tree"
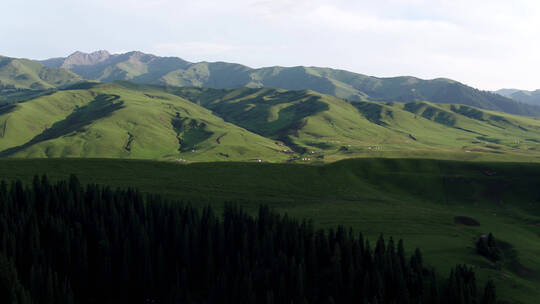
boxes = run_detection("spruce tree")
[481,280,496,304]
[0,175,494,304]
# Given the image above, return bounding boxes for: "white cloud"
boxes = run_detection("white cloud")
[1,0,539,90]
[153,42,240,56]
[259,1,540,90]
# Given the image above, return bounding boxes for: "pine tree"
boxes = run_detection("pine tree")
[481,280,496,304]
[0,175,492,304]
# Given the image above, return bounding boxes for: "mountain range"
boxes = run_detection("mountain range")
[24,50,540,117]
[0,50,536,117]
[496,88,540,106]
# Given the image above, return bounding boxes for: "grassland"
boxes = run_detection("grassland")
[0,157,539,303]
[0,83,288,161]
[0,56,80,90]
[3,82,540,163]
[171,86,540,162]
[2,53,539,303]
[2,80,540,303]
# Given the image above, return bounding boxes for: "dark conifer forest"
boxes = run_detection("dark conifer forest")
[0,175,496,304]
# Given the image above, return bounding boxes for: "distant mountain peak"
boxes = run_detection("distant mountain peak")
[125,50,148,56]
[123,51,157,62]
[62,50,111,67]
[495,88,521,96]
[68,50,110,57]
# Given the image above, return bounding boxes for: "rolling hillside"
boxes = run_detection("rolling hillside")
[0,55,80,90]
[2,81,540,162]
[169,85,540,162]
[0,82,288,161]
[0,55,82,106]
[39,50,540,116]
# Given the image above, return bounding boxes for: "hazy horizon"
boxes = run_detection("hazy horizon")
[2,0,539,91]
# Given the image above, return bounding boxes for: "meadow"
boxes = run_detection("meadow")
[3,82,540,164]
[2,80,540,303]
[0,157,539,303]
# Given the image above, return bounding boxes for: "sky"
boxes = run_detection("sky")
[2,0,539,90]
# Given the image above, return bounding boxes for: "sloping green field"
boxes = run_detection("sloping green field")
[0,56,80,90]
[171,86,540,162]
[2,82,540,162]
[0,83,288,161]
[0,158,539,303]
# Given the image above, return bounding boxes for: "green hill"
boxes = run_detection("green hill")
[39,51,540,116]
[170,86,540,162]
[0,56,80,90]
[0,83,288,161]
[2,82,540,162]
[0,157,539,303]
[0,56,82,106]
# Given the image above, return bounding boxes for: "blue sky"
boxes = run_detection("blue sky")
[2,0,539,90]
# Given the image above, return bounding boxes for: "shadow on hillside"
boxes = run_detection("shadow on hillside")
[0,94,124,156]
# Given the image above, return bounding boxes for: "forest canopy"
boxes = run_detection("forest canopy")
[0,175,496,304]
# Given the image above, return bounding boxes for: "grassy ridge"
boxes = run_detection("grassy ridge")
[0,158,539,303]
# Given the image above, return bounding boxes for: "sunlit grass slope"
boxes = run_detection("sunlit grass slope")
[3,81,540,162]
[0,56,81,90]
[0,83,288,161]
[171,86,540,162]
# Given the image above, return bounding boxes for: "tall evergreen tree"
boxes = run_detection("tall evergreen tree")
[481,280,496,304]
[0,175,494,304]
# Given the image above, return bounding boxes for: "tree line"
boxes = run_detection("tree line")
[0,175,496,303]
